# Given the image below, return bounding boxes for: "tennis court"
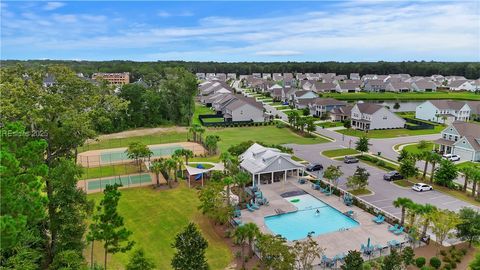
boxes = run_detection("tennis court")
[100,145,184,163]
[80,173,153,192]
[77,142,206,168]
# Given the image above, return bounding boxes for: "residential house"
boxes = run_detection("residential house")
[466,101,480,120]
[351,103,406,130]
[296,73,306,80]
[292,90,317,109]
[308,98,347,118]
[252,73,262,78]
[363,79,386,92]
[306,73,320,80]
[433,122,480,161]
[283,73,295,87]
[410,80,437,92]
[43,74,56,87]
[313,82,337,93]
[239,143,305,187]
[330,105,353,122]
[195,73,206,80]
[223,95,265,123]
[335,81,361,93]
[415,100,471,124]
[385,82,412,92]
[350,73,360,80]
[262,73,272,80]
[227,73,237,80]
[448,80,477,91]
[273,73,283,81]
[215,73,227,81]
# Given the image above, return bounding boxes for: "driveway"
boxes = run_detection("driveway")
[288,142,479,219]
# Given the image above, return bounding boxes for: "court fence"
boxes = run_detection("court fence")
[77,173,153,194]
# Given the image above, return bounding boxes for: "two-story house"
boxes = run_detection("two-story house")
[308,98,347,118]
[434,122,480,161]
[363,79,386,92]
[223,96,265,123]
[415,100,471,124]
[292,90,317,108]
[351,103,406,130]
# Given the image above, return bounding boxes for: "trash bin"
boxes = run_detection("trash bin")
[377,152,381,156]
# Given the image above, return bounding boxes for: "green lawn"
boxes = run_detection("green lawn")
[80,163,140,180]
[322,91,480,101]
[316,121,344,128]
[349,188,372,196]
[393,179,414,188]
[193,103,216,126]
[207,125,327,153]
[337,125,444,138]
[87,185,233,270]
[322,148,359,157]
[275,105,291,110]
[201,117,225,123]
[401,142,434,155]
[456,161,480,171]
[80,125,326,161]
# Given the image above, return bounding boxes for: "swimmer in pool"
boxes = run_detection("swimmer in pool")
[315,209,320,215]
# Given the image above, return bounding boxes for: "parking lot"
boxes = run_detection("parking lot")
[290,143,479,219]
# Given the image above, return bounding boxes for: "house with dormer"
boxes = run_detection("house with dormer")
[415,100,471,124]
[433,122,480,161]
[351,103,405,130]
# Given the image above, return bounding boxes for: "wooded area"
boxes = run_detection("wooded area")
[2,60,479,79]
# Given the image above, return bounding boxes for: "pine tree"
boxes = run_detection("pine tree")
[171,223,209,270]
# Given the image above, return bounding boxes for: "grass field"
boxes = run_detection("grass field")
[274,105,291,110]
[401,142,434,155]
[349,188,372,196]
[322,91,480,101]
[86,185,232,270]
[81,126,326,160]
[201,117,225,123]
[322,148,359,157]
[456,161,480,171]
[337,126,444,138]
[193,103,216,126]
[81,163,140,180]
[393,179,414,188]
[316,121,344,128]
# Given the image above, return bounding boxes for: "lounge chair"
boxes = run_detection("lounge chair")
[233,218,243,226]
[311,183,320,190]
[372,214,382,222]
[374,215,385,224]
[325,190,333,196]
[394,226,404,235]
[297,178,306,184]
[246,204,255,212]
[388,224,399,232]
[250,200,260,209]
[234,209,241,218]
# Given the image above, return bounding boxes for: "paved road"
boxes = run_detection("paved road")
[287,138,479,219]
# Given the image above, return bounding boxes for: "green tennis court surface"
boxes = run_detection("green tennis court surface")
[86,174,152,191]
[100,145,183,164]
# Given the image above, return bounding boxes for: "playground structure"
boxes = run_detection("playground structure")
[184,162,224,187]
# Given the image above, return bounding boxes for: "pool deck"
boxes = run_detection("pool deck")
[240,178,406,264]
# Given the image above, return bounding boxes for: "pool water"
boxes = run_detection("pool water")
[264,194,359,241]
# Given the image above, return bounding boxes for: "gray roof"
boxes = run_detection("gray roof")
[451,122,480,151]
[429,100,468,110]
[355,103,384,114]
[466,101,480,115]
[311,98,347,107]
[239,143,304,174]
[448,80,469,88]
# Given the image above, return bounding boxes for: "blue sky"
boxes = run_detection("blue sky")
[1,1,479,61]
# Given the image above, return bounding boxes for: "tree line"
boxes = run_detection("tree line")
[2,60,480,79]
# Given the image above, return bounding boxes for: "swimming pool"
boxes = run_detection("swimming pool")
[264,194,359,241]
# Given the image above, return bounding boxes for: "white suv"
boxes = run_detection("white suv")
[412,183,433,192]
[448,155,461,162]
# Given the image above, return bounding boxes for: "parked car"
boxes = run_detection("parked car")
[383,171,404,181]
[343,156,359,164]
[412,183,433,192]
[306,163,323,172]
[448,155,460,162]
[442,153,452,159]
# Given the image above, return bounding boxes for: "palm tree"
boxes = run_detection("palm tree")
[180,149,193,165]
[441,115,448,124]
[459,166,473,192]
[150,160,164,187]
[407,202,422,226]
[393,197,413,226]
[420,151,431,180]
[164,158,177,188]
[189,124,201,142]
[243,223,260,258]
[171,155,182,182]
[233,226,248,268]
[234,171,250,203]
[419,204,437,238]
[429,153,442,183]
[220,151,233,173]
[223,176,234,205]
[197,126,206,144]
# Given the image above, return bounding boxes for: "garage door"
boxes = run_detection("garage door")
[454,147,474,161]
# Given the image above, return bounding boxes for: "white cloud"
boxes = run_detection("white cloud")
[157,11,171,18]
[2,0,479,61]
[44,2,64,11]
[255,50,302,56]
